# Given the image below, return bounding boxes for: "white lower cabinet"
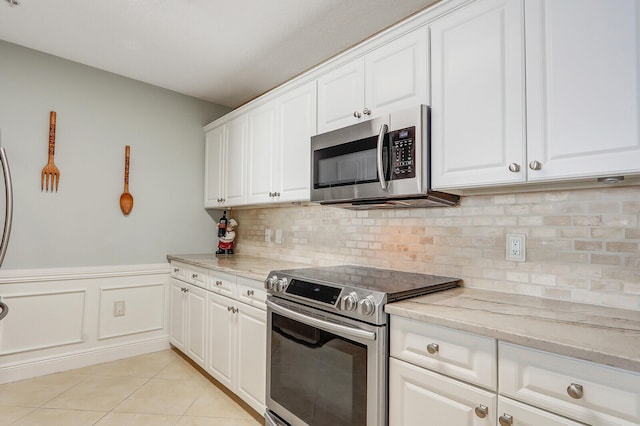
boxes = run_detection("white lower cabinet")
[389,357,496,426]
[169,262,267,415]
[169,278,207,369]
[497,396,586,426]
[389,317,498,426]
[499,342,640,426]
[206,291,266,415]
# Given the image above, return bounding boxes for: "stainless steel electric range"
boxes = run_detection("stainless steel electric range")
[263,265,461,426]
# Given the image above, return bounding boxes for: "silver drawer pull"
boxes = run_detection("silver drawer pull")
[246,290,254,296]
[173,268,179,273]
[216,280,222,286]
[474,404,488,418]
[508,163,520,172]
[499,414,513,426]
[426,343,439,354]
[567,383,583,399]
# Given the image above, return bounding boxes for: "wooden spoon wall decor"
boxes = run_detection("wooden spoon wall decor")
[119,145,134,215]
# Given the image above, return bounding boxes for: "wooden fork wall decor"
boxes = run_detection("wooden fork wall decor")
[41,111,60,191]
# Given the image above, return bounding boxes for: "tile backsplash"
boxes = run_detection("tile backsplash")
[232,185,640,310]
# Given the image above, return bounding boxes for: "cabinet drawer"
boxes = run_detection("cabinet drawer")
[498,396,586,426]
[187,266,208,289]
[499,342,640,426]
[390,316,497,390]
[170,262,188,280]
[209,271,235,298]
[236,276,266,309]
[389,357,496,426]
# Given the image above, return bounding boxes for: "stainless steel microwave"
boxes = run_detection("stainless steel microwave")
[310,105,459,208]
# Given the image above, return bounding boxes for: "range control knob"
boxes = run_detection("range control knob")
[342,292,359,311]
[275,278,288,293]
[264,275,278,290]
[358,296,376,316]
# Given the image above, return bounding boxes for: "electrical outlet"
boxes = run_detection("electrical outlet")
[506,233,526,262]
[113,300,126,317]
[264,228,271,243]
[275,228,283,244]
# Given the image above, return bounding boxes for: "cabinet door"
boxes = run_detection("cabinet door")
[224,114,248,206]
[430,0,526,189]
[365,26,428,120]
[389,358,496,426]
[207,292,234,389]
[498,397,586,426]
[236,303,267,414]
[168,278,186,351]
[275,81,317,203]
[185,284,207,368]
[317,59,365,133]
[525,0,640,181]
[204,126,225,208]
[247,101,278,205]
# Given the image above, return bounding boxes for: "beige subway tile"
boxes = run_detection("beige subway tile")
[625,228,640,239]
[591,254,621,265]
[603,215,638,227]
[573,215,603,226]
[591,227,624,239]
[574,240,603,251]
[606,241,638,253]
[559,228,589,238]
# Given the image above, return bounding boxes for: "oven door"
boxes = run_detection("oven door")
[265,297,386,426]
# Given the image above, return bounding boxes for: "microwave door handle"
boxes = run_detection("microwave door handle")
[376,124,388,190]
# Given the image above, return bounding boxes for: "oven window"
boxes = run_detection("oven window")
[270,313,367,425]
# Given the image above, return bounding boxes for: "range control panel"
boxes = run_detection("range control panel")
[389,126,416,180]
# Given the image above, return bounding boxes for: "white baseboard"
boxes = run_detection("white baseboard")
[0,336,171,384]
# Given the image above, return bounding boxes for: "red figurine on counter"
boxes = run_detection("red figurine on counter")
[216,218,238,255]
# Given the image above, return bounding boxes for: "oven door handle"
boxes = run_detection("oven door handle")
[266,300,377,341]
[376,123,389,190]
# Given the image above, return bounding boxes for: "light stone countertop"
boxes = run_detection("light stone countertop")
[166,253,312,281]
[385,287,640,374]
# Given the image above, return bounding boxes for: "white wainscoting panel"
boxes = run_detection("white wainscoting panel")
[0,263,171,384]
[0,289,86,355]
[98,283,165,340]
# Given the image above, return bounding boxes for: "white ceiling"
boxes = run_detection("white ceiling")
[0,0,439,108]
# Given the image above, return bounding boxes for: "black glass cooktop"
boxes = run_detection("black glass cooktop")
[273,265,460,302]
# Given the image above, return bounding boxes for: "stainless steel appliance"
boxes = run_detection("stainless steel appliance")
[310,105,459,209]
[264,265,460,426]
[0,133,14,320]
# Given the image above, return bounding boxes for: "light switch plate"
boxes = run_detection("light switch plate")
[113,300,126,317]
[506,233,526,262]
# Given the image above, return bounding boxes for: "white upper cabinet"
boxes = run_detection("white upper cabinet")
[430,0,526,189]
[525,0,640,182]
[317,26,428,133]
[204,125,225,208]
[247,100,278,205]
[431,0,640,190]
[276,81,317,203]
[204,114,248,208]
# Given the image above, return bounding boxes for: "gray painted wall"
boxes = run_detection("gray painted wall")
[0,41,230,269]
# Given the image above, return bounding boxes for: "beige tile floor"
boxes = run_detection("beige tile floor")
[0,349,263,426]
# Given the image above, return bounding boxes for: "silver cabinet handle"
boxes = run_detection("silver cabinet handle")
[426,343,439,354]
[508,163,520,172]
[215,280,222,286]
[376,124,389,190]
[246,290,255,296]
[499,414,513,426]
[173,267,179,273]
[227,306,238,313]
[529,160,542,170]
[353,111,362,118]
[474,404,488,418]
[363,107,371,116]
[192,273,198,279]
[227,306,232,311]
[567,383,584,399]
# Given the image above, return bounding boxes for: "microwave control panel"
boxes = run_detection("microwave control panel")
[389,126,416,180]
